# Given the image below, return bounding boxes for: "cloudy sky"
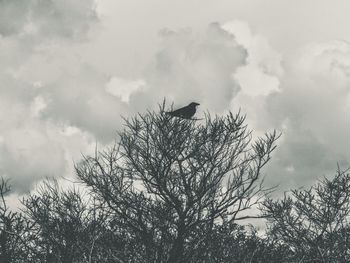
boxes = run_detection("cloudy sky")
[1,0,350,195]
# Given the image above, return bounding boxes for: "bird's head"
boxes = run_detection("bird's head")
[189,102,200,108]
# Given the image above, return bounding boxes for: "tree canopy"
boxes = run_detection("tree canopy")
[1,104,350,262]
[76,105,278,262]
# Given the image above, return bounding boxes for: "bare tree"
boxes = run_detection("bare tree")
[22,179,114,263]
[76,104,279,262]
[0,178,34,263]
[188,221,290,263]
[262,167,350,262]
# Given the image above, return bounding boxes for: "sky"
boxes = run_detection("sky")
[1,0,350,196]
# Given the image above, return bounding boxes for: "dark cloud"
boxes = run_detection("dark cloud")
[30,0,98,39]
[0,0,97,39]
[0,0,30,36]
[262,41,350,190]
[40,65,129,142]
[264,126,347,194]
[0,126,66,194]
[0,0,99,192]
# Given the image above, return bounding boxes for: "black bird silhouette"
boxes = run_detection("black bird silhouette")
[166,102,200,119]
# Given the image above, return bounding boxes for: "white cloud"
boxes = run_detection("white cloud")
[222,21,282,96]
[30,95,47,117]
[106,77,146,103]
[129,23,247,114]
[218,21,350,191]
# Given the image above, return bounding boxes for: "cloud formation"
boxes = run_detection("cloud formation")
[2,0,350,196]
[129,23,247,113]
[220,22,350,191]
[263,40,350,190]
[0,0,101,192]
[0,3,249,192]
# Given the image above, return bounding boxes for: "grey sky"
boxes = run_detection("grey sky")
[1,0,350,193]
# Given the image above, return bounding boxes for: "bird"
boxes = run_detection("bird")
[165,102,200,119]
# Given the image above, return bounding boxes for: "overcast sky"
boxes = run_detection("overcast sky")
[1,0,350,194]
